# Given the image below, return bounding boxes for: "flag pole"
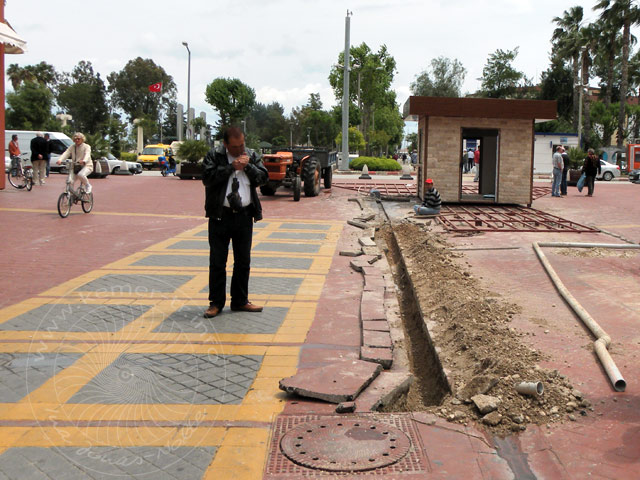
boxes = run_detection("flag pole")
[159,82,163,144]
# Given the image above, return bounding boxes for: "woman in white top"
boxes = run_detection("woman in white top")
[57,132,93,193]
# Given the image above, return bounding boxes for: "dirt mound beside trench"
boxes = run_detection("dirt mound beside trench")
[381,222,592,436]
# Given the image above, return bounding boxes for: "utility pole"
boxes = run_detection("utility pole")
[182,42,191,139]
[340,10,352,170]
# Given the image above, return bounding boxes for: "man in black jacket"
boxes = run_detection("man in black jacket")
[583,148,601,197]
[202,126,268,318]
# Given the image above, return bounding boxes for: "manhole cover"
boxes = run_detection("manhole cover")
[279,418,411,472]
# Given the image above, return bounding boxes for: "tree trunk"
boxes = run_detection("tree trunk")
[617,19,630,148]
[582,52,592,148]
[572,53,580,132]
[604,33,616,108]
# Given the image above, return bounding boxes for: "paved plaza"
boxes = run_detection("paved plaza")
[0,173,639,479]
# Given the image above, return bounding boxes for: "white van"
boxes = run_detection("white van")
[4,130,73,173]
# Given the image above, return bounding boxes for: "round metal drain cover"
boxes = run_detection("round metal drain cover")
[280,418,411,472]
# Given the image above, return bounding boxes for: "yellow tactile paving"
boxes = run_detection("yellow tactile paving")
[0,218,343,476]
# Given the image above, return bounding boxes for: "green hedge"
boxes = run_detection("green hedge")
[121,152,138,162]
[349,156,402,171]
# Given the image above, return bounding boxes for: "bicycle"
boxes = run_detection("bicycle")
[57,161,94,218]
[7,154,34,191]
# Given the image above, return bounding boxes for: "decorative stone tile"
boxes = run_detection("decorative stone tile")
[68,353,262,405]
[153,305,288,334]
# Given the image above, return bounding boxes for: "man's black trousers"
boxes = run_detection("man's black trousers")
[208,208,254,309]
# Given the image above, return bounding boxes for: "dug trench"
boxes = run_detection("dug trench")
[377,221,594,437]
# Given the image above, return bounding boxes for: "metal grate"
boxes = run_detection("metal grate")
[265,414,429,477]
[461,185,551,200]
[332,182,416,197]
[437,205,600,233]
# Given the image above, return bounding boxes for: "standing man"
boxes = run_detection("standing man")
[413,178,441,215]
[44,133,52,178]
[473,147,480,182]
[30,132,48,185]
[202,126,268,319]
[582,148,601,197]
[551,146,564,197]
[560,146,570,196]
[467,148,474,173]
[8,134,20,164]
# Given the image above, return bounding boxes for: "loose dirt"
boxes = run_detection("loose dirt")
[379,221,592,436]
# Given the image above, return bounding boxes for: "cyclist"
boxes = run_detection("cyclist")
[8,134,20,169]
[57,132,93,193]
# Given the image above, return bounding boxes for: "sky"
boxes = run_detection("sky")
[4,0,630,136]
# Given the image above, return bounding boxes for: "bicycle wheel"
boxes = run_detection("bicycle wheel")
[7,169,26,189]
[57,192,72,218]
[81,192,94,213]
[25,176,33,191]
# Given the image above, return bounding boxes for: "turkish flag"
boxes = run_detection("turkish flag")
[149,82,162,92]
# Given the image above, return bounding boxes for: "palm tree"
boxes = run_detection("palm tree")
[6,64,34,90]
[594,0,640,147]
[580,23,601,147]
[552,6,584,132]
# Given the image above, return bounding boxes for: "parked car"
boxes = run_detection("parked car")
[596,160,620,181]
[629,168,640,183]
[103,153,142,174]
[568,160,620,185]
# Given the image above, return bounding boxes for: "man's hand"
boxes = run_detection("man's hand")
[56,160,61,165]
[232,154,249,171]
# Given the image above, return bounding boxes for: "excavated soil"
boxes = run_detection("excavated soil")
[380,221,593,436]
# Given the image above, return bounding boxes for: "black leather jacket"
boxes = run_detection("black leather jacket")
[202,144,268,221]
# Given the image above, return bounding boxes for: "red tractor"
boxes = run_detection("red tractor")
[260,147,336,201]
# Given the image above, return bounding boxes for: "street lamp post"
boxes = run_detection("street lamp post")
[182,41,191,140]
[289,123,294,147]
[307,127,311,147]
[241,120,246,135]
[577,46,586,149]
[340,10,352,170]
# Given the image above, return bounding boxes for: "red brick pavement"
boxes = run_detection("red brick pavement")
[2,174,639,478]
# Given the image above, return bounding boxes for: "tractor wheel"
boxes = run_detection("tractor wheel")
[260,183,277,196]
[302,157,321,197]
[293,176,301,201]
[323,167,333,189]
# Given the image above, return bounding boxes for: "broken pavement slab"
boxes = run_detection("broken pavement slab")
[363,330,393,348]
[359,236,377,247]
[350,257,380,272]
[360,346,393,369]
[361,290,387,321]
[279,360,383,403]
[363,320,390,332]
[339,249,363,257]
[355,372,413,412]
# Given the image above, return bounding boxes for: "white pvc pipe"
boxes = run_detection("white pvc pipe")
[532,241,636,392]
[515,381,544,396]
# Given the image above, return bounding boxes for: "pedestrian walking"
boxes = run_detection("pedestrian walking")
[467,149,474,173]
[582,148,601,197]
[473,148,480,182]
[202,126,269,319]
[30,132,48,185]
[57,132,93,193]
[560,147,570,196]
[551,146,564,197]
[44,133,52,178]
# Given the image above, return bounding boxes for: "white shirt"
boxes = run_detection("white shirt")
[224,151,252,208]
